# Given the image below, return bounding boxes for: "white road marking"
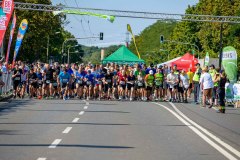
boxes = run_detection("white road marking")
[37,158,46,160]
[79,111,85,115]
[72,118,80,123]
[86,102,89,105]
[153,102,238,160]
[169,102,240,158]
[48,139,62,148]
[62,127,72,134]
[84,106,88,110]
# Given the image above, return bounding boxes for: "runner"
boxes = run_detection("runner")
[180,69,189,103]
[126,70,135,101]
[58,67,71,100]
[145,70,155,101]
[28,68,38,98]
[12,64,22,98]
[154,66,164,101]
[167,69,178,102]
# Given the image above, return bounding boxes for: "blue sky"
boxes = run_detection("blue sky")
[52,0,199,47]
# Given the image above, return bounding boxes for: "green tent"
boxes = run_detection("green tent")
[102,46,145,64]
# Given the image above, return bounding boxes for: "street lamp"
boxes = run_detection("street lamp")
[163,40,200,59]
[67,45,79,64]
[159,49,169,60]
[47,32,60,63]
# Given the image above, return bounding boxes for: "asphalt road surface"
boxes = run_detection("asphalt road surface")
[0,99,239,160]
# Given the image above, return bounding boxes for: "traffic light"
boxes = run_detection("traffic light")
[100,32,104,40]
[160,35,164,43]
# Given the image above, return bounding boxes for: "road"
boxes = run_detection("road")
[0,99,239,160]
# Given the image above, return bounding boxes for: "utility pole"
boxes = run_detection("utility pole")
[125,31,130,47]
[219,23,223,69]
[46,35,49,63]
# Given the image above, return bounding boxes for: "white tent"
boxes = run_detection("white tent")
[157,57,181,67]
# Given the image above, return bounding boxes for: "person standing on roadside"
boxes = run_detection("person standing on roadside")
[200,67,214,108]
[217,71,227,113]
[193,63,202,104]
[187,68,194,98]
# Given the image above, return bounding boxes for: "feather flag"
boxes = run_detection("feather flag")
[12,19,28,65]
[0,0,14,47]
[5,11,16,66]
[127,24,140,58]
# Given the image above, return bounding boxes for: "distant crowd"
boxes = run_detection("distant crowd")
[0,60,228,113]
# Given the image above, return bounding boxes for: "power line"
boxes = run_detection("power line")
[2,2,240,23]
[72,0,93,45]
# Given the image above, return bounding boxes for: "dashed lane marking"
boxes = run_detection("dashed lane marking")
[84,106,88,110]
[37,158,46,160]
[79,111,85,115]
[62,127,72,134]
[72,118,80,123]
[48,139,62,148]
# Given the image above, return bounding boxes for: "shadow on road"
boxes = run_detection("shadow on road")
[0,144,135,149]
[0,122,131,126]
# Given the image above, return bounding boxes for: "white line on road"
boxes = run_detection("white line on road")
[79,111,85,115]
[37,158,46,160]
[84,106,88,110]
[62,127,72,134]
[48,139,62,148]
[72,118,80,123]
[86,102,89,105]
[153,102,238,160]
[169,102,240,159]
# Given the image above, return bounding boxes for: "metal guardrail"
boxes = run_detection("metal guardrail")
[0,72,13,95]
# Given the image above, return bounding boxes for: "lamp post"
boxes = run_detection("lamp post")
[67,45,79,64]
[61,36,100,56]
[47,32,60,63]
[159,49,169,60]
[164,40,200,59]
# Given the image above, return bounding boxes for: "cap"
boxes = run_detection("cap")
[195,63,200,66]
[150,63,154,67]
[210,64,215,68]
[149,70,153,75]
[173,64,177,67]
[158,65,163,69]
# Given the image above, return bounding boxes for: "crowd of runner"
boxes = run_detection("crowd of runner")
[7,60,228,113]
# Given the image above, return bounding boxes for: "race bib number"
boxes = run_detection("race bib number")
[155,81,162,86]
[120,81,125,85]
[38,80,42,84]
[87,81,92,85]
[15,77,20,81]
[53,83,58,87]
[78,80,83,84]
[46,80,50,84]
[138,82,143,86]
[106,79,112,83]
[62,79,68,83]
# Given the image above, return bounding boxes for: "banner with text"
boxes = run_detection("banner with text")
[53,10,115,23]
[0,0,14,46]
[222,46,238,83]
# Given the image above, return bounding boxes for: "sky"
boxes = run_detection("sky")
[52,0,199,47]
